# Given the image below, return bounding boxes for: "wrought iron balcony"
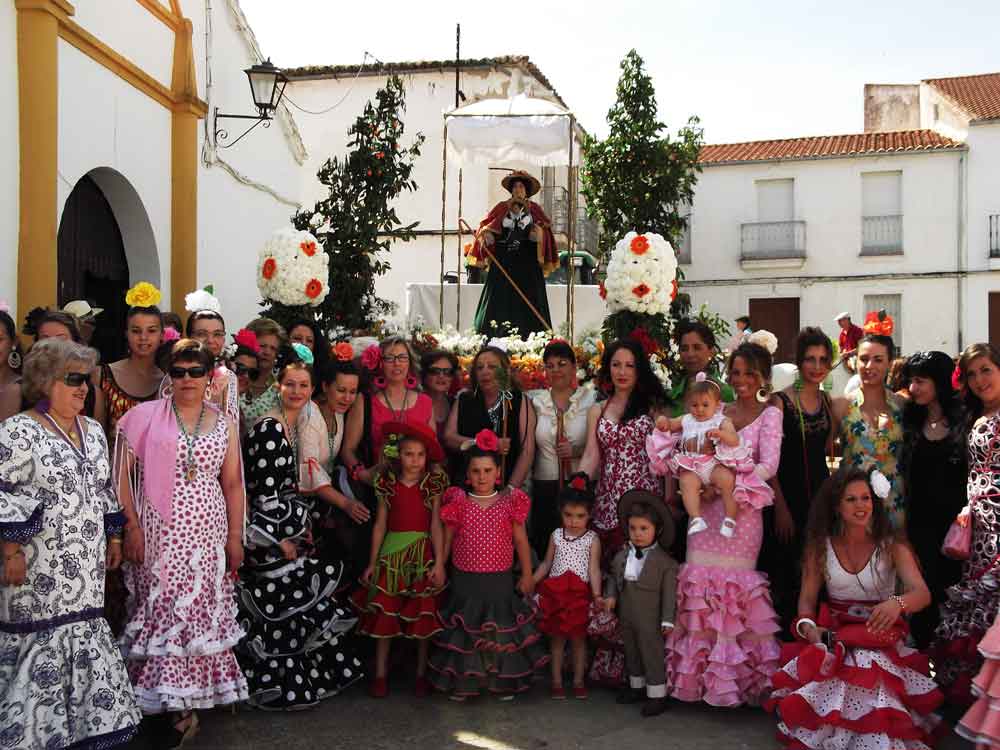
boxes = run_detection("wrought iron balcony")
[740,220,806,261]
[861,214,903,255]
[990,214,1000,259]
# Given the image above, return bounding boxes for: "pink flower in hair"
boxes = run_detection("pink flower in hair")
[233,328,260,354]
[952,365,963,392]
[475,429,499,452]
[162,328,180,343]
[361,344,382,372]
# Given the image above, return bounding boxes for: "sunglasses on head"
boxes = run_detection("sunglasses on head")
[169,365,208,380]
[233,363,261,380]
[427,366,454,377]
[62,372,90,388]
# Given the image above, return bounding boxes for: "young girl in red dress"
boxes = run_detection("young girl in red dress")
[352,421,448,698]
[427,429,550,699]
[532,472,602,699]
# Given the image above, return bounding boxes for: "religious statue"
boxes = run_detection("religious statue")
[466,170,559,338]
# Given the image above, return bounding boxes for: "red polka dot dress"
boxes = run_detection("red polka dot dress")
[122,410,249,713]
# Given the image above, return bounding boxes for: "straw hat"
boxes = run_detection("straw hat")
[501,170,541,198]
[618,489,675,550]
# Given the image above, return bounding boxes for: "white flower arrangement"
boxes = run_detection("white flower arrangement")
[649,353,673,392]
[746,329,779,355]
[603,231,678,316]
[257,227,330,307]
[184,287,221,314]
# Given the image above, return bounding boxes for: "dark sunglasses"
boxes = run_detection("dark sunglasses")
[427,367,455,377]
[62,372,90,388]
[233,363,261,380]
[169,365,208,380]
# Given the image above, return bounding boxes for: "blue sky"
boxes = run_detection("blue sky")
[240,0,1000,144]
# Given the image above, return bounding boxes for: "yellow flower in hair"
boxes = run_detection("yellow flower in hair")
[125,282,162,308]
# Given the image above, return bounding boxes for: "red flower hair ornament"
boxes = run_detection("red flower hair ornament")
[360,344,382,372]
[569,475,588,491]
[474,429,499,452]
[233,329,261,354]
[952,364,963,392]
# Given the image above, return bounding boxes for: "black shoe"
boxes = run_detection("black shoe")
[616,687,644,705]
[641,697,670,717]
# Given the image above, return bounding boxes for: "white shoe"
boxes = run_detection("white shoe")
[687,517,708,536]
[720,518,737,538]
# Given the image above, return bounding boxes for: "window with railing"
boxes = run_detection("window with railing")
[861,215,903,255]
[740,220,806,260]
[990,214,1000,258]
[861,171,903,255]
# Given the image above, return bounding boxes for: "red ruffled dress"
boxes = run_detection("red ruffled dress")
[767,541,942,750]
[957,621,1000,747]
[537,529,597,640]
[352,470,447,639]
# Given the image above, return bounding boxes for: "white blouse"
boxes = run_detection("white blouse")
[530,386,598,481]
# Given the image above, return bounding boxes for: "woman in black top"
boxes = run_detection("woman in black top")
[902,350,967,649]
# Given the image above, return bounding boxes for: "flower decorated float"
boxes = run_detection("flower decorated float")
[257,228,330,308]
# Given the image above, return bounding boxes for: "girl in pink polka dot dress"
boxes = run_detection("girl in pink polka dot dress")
[427,430,550,698]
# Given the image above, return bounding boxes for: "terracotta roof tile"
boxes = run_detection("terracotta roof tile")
[924,72,1000,122]
[698,129,963,165]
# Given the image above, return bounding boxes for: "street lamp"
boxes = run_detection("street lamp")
[214,59,289,149]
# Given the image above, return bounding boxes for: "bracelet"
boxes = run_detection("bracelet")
[891,594,906,612]
[793,617,817,640]
[108,537,123,546]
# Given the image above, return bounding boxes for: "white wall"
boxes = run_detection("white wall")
[962,122,1000,345]
[0,2,18,308]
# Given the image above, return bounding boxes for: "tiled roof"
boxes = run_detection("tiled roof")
[698,129,964,165]
[284,55,567,110]
[924,72,1000,122]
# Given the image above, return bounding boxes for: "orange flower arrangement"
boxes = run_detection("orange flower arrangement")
[629,235,650,255]
[261,258,277,280]
[632,283,651,298]
[305,279,324,299]
[300,240,317,257]
[332,341,354,361]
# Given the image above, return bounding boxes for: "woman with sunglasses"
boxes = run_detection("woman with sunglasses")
[421,349,460,445]
[0,339,141,750]
[114,339,248,748]
[230,332,262,435]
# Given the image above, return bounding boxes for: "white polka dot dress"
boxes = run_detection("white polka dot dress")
[236,417,364,709]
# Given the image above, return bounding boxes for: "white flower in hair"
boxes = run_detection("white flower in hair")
[746,329,779,355]
[486,338,509,353]
[870,469,891,500]
[185,288,221,314]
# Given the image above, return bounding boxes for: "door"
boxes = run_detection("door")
[748,297,800,364]
[990,293,1000,349]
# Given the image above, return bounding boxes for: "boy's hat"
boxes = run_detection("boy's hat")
[618,489,675,549]
[381,420,445,463]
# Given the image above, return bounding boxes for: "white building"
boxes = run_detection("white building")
[686,72,1000,362]
[2,0,305,356]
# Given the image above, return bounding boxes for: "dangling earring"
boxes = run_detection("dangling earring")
[755,385,770,403]
[161,383,174,399]
[373,375,387,390]
[7,350,21,371]
[405,374,418,390]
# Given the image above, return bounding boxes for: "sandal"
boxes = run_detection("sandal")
[720,518,737,538]
[687,517,708,536]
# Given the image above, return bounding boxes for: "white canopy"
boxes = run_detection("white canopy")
[445,94,575,166]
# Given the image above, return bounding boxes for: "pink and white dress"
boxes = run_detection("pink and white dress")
[661,405,783,706]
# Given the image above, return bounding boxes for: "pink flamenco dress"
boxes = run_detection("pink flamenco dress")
[958,620,1000,747]
[647,405,783,706]
[767,541,943,750]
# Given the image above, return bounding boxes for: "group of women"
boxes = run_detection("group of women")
[3,290,1000,750]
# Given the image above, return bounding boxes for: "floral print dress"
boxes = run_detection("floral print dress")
[0,415,141,749]
[839,388,904,529]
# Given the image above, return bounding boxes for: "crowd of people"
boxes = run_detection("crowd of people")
[2,287,1000,750]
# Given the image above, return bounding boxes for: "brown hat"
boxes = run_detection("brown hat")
[618,489,675,549]
[501,170,541,198]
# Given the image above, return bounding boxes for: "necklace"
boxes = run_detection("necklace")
[383,387,408,422]
[172,401,206,483]
[42,411,86,459]
[279,403,299,465]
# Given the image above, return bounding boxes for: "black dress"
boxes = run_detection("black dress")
[236,417,364,709]
[905,431,966,649]
[762,390,832,637]
[472,209,551,339]
[454,390,525,487]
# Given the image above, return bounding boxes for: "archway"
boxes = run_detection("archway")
[58,168,158,363]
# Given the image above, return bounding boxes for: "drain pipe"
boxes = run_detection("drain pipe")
[201,0,216,166]
[956,150,966,351]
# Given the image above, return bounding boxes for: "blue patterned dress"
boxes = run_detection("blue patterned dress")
[0,414,141,749]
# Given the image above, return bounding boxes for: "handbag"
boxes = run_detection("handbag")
[942,509,971,560]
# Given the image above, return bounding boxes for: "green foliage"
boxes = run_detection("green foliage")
[263,76,425,334]
[581,50,704,260]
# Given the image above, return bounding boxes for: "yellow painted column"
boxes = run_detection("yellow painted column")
[14,0,73,324]
[169,18,200,314]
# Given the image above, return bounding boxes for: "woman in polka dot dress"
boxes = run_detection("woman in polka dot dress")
[236,351,364,710]
[766,468,941,750]
[427,431,550,699]
[115,339,248,745]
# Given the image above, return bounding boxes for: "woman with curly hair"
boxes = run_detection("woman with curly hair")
[767,467,940,750]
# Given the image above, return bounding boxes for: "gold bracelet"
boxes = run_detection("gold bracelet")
[108,537,123,546]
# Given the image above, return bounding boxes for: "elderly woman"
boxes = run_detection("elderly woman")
[528,338,597,557]
[241,317,286,427]
[0,340,141,749]
[115,339,248,747]
[445,345,536,490]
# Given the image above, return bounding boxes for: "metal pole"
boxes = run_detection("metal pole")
[440,122,448,328]
[567,115,576,343]
[457,167,463,328]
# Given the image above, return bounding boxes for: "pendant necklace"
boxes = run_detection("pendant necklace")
[172,401,206,483]
[384,388,408,423]
[43,412,87,461]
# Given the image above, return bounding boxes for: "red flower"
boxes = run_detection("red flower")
[233,329,261,354]
[628,327,658,356]
[333,342,354,362]
[375,151,384,159]
[630,235,650,255]
[475,429,499,452]
[305,279,323,299]
[598,281,607,300]
[670,279,678,300]
[952,365,963,392]
[300,240,317,257]
[632,283,651,298]
[261,258,277,280]
[569,476,587,491]
[360,344,382,372]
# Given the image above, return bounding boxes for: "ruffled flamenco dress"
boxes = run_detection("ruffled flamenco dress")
[957,621,1000,748]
